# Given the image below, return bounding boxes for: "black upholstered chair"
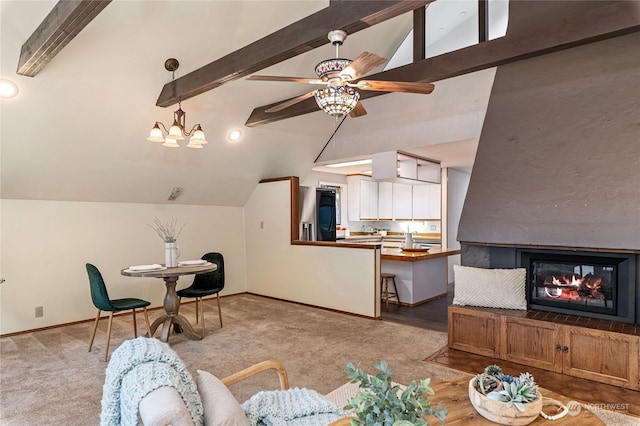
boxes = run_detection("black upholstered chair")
[86,263,152,361]
[176,252,225,335]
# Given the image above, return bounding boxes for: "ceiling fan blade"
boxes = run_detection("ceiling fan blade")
[265,91,316,113]
[340,52,387,80]
[247,75,324,85]
[355,80,435,94]
[349,101,367,118]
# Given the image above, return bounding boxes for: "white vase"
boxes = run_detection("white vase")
[165,242,180,267]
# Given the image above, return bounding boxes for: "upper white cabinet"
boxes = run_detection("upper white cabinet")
[348,174,441,221]
[378,182,393,220]
[413,184,441,220]
[347,175,378,221]
[360,179,379,220]
[372,151,441,184]
[392,183,412,220]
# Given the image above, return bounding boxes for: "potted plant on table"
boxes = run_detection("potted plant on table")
[344,360,447,426]
[469,365,543,425]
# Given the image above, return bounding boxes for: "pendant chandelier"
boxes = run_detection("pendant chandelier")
[147,58,207,148]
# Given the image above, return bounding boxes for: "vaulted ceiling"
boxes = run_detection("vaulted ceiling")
[1,1,423,206]
[2,1,637,207]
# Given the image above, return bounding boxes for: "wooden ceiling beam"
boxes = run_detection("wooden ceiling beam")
[17,0,111,77]
[245,0,640,127]
[155,0,432,107]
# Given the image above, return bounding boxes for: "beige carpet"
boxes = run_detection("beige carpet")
[0,294,462,425]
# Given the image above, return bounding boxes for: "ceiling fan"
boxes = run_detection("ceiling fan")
[247,30,435,118]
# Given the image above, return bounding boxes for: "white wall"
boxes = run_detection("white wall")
[244,180,381,317]
[446,168,471,282]
[0,200,247,334]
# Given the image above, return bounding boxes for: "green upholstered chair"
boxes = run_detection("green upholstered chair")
[86,263,152,361]
[176,252,225,335]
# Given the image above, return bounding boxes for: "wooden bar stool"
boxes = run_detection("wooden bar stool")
[380,272,400,310]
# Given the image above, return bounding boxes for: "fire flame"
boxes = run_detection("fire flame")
[544,274,604,300]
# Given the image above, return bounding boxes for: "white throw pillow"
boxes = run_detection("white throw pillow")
[196,370,248,426]
[453,265,527,310]
[139,386,195,426]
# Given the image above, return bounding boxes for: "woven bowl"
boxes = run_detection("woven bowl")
[468,378,542,425]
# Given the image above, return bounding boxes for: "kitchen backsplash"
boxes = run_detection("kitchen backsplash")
[346,220,441,235]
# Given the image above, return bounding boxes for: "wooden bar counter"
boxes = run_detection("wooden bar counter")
[380,247,460,305]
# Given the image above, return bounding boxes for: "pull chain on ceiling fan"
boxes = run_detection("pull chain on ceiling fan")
[247,30,435,118]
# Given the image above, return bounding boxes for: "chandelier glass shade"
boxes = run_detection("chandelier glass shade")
[147,58,207,148]
[314,85,360,117]
[147,106,207,148]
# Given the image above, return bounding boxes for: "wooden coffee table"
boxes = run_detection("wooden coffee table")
[326,375,605,425]
[431,376,604,425]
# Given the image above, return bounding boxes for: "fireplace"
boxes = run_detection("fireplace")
[519,249,636,323]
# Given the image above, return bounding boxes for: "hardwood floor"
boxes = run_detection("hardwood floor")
[380,286,453,333]
[381,287,640,418]
[428,347,640,417]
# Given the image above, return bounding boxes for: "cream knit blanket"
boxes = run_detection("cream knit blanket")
[100,337,203,426]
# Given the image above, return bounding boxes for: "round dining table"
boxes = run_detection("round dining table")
[121,263,217,343]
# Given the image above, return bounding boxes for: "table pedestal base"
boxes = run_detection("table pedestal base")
[148,276,202,342]
[148,313,201,342]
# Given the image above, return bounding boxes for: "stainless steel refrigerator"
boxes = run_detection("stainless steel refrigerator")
[299,186,337,241]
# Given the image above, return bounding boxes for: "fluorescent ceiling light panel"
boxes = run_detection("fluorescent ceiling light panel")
[326,159,372,168]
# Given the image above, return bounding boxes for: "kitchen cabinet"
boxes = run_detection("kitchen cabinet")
[448,305,640,390]
[378,182,393,220]
[372,151,441,184]
[360,179,378,220]
[347,175,378,221]
[412,183,441,220]
[392,183,412,220]
[348,176,440,221]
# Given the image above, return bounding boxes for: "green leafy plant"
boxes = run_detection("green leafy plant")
[148,217,185,243]
[344,360,447,426]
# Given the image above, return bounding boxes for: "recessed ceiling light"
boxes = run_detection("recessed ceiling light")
[326,159,372,168]
[227,129,243,142]
[0,79,19,99]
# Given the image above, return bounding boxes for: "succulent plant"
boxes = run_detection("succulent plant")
[483,364,503,376]
[487,372,539,412]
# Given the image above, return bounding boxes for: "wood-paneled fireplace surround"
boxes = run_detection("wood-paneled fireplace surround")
[449,244,640,391]
[449,3,639,394]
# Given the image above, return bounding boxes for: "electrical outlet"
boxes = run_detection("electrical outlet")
[35,306,43,318]
[430,225,437,231]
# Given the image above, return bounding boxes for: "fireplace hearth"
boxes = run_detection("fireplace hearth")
[519,249,636,323]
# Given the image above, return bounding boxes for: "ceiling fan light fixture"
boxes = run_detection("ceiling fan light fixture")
[315,59,352,80]
[314,85,360,117]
